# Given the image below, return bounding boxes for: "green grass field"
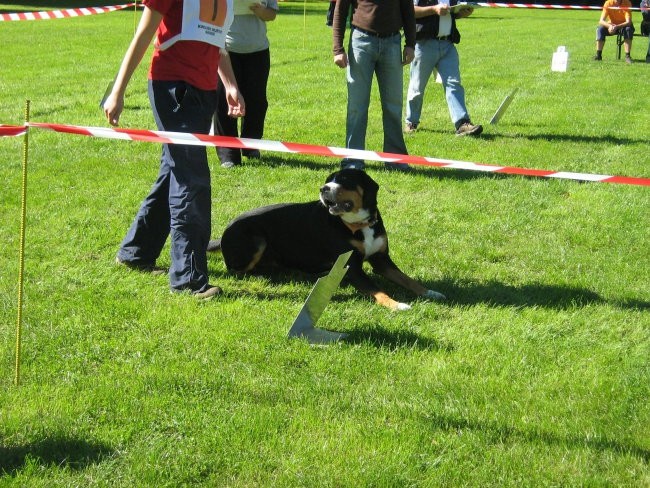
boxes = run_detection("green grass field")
[1,1,649,486]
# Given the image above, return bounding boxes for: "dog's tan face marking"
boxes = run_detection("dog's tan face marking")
[319,183,371,224]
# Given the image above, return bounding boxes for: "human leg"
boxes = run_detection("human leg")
[149,80,217,293]
[116,154,172,267]
[238,49,270,157]
[405,39,439,129]
[436,42,471,129]
[375,33,408,156]
[595,26,608,59]
[622,25,634,56]
[341,29,377,168]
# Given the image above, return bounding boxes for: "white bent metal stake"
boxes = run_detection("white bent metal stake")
[287,251,352,345]
[489,88,518,125]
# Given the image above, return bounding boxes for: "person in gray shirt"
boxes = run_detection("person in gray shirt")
[215,0,278,168]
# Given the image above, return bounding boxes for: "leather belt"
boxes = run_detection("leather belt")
[437,35,452,41]
[352,25,401,39]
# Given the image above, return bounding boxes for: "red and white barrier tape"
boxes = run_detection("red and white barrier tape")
[1,122,648,187]
[0,3,137,22]
[470,2,642,11]
[0,125,27,137]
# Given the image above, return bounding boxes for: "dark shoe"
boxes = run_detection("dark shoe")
[242,149,261,159]
[593,54,602,61]
[455,122,483,137]
[646,56,650,63]
[625,55,633,64]
[404,122,418,134]
[384,162,412,172]
[193,285,222,300]
[115,256,166,276]
[340,160,365,170]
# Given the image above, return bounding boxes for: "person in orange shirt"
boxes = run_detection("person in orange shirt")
[594,0,635,63]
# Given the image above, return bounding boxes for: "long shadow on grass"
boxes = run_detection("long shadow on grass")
[211,260,648,311]
[433,278,650,311]
[424,412,650,463]
[496,130,646,146]
[0,435,113,476]
[343,325,455,352]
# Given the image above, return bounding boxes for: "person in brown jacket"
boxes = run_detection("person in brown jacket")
[333,0,416,171]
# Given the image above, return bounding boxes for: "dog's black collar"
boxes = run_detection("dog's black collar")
[344,213,377,233]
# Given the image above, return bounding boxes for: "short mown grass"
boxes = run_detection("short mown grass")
[1,2,649,486]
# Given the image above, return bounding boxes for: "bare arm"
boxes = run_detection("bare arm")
[414,4,450,18]
[103,6,162,126]
[218,50,246,118]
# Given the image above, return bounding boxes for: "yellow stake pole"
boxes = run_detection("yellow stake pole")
[15,100,30,386]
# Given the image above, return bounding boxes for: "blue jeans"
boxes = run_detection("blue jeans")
[344,29,408,165]
[117,80,216,293]
[406,39,470,128]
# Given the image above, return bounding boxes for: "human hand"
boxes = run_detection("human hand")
[226,89,245,118]
[436,4,450,16]
[402,46,415,66]
[249,3,275,20]
[608,23,617,34]
[334,53,348,68]
[103,93,124,126]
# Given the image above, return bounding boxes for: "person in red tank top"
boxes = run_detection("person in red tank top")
[103,0,245,299]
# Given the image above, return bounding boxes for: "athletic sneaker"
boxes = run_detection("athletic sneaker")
[625,55,633,64]
[404,122,418,134]
[593,53,602,61]
[455,122,483,137]
[194,285,222,300]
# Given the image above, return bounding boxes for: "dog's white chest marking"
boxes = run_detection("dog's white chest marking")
[361,227,385,257]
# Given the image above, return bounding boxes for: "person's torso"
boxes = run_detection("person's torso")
[226,0,278,53]
[414,0,458,40]
[605,0,630,24]
[146,0,235,90]
[351,0,406,35]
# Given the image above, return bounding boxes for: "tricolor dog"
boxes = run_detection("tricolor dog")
[208,169,445,310]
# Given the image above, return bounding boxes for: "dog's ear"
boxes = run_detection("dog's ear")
[360,173,379,210]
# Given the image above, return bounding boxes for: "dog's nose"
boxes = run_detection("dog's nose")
[320,185,335,204]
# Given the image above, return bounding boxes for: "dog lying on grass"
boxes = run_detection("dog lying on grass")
[207,169,445,310]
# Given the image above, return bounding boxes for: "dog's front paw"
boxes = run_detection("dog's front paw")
[394,302,412,311]
[423,290,446,301]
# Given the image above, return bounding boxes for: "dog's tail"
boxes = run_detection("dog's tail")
[207,239,222,253]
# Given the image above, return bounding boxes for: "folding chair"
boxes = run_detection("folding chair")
[616,31,624,59]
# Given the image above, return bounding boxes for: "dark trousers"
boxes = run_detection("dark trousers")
[596,24,635,41]
[214,49,270,165]
[117,80,217,293]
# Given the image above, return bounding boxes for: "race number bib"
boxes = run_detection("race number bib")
[157,0,234,50]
